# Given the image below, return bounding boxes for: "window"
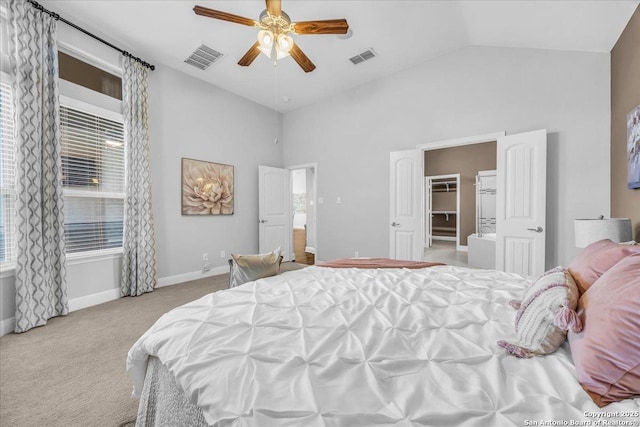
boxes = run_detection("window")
[0,80,16,265]
[60,104,125,254]
[59,52,122,100]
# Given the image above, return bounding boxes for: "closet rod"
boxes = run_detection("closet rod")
[25,0,155,70]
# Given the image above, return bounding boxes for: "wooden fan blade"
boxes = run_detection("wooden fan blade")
[238,42,262,66]
[193,5,257,27]
[290,43,316,73]
[292,19,349,35]
[266,0,281,17]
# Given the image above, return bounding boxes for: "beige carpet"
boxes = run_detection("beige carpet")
[0,263,305,427]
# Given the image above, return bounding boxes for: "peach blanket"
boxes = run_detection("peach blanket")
[319,258,444,269]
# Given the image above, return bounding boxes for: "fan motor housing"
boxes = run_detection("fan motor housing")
[259,9,292,30]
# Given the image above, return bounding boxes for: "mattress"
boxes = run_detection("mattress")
[127,266,640,426]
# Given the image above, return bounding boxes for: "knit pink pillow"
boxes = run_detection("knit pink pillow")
[498,267,582,358]
[568,254,640,407]
[568,239,640,295]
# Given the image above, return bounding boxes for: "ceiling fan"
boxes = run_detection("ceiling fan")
[193,0,349,73]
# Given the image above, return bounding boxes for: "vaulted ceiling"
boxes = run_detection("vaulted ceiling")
[44,1,638,112]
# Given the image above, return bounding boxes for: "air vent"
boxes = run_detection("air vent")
[184,44,223,70]
[349,49,376,65]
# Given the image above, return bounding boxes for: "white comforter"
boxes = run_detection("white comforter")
[127,266,640,426]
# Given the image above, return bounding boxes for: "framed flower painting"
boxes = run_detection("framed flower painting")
[181,158,234,215]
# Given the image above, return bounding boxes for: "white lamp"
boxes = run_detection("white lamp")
[574,216,633,248]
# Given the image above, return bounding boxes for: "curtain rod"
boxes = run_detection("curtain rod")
[26,0,155,71]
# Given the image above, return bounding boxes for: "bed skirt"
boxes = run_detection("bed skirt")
[136,357,209,427]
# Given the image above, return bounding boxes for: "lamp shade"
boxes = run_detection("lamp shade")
[574,218,632,248]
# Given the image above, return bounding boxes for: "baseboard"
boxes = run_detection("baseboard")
[69,288,120,312]
[156,266,228,288]
[0,317,15,336]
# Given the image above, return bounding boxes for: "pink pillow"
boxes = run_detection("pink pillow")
[567,239,640,295]
[568,254,640,407]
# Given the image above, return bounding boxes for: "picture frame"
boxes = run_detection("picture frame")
[628,104,640,189]
[181,158,234,215]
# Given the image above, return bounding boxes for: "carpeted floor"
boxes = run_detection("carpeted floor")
[0,263,305,427]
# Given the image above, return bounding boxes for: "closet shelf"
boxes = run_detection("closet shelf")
[432,226,456,232]
[432,211,456,221]
[432,181,457,192]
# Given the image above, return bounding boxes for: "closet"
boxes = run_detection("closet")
[425,174,460,247]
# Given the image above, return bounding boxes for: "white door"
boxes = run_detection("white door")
[258,166,291,261]
[390,150,423,261]
[496,129,547,276]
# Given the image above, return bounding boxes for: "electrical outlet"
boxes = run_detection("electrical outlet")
[202,253,208,262]
[220,250,226,258]
[354,250,359,258]
[318,197,324,205]
[336,197,341,204]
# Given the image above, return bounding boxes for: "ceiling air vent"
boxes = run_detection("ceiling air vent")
[349,49,376,65]
[184,44,223,70]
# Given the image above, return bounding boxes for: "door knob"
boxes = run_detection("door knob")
[527,226,543,233]
[259,219,267,224]
[391,222,400,227]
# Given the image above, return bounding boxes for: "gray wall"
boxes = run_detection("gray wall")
[149,66,283,277]
[0,42,613,328]
[282,46,611,267]
[0,28,282,329]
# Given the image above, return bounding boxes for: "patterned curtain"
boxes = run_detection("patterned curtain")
[9,1,68,333]
[120,56,157,297]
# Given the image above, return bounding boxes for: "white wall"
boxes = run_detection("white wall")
[0,20,282,333]
[282,46,611,267]
[0,41,611,333]
[149,66,282,278]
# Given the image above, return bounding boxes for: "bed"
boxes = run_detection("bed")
[127,265,640,426]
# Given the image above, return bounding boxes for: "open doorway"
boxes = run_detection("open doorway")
[391,130,547,275]
[290,165,317,265]
[422,141,497,267]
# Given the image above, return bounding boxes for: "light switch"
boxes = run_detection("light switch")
[336,197,341,204]
[318,197,324,205]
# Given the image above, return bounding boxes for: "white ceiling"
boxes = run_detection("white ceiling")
[44,1,638,113]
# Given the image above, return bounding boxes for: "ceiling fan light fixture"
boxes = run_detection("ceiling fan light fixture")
[257,29,273,49]
[277,34,293,53]
[257,44,290,60]
[257,30,292,59]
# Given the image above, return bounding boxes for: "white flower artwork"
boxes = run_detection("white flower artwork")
[181,158,234,215]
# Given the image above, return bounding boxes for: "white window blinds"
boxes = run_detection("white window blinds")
[60,105,125,254]
[0,80,16,265]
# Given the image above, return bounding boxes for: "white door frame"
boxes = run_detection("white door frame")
[286,162,318,264]
[417,131,505,256]
[416,131,506,151]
